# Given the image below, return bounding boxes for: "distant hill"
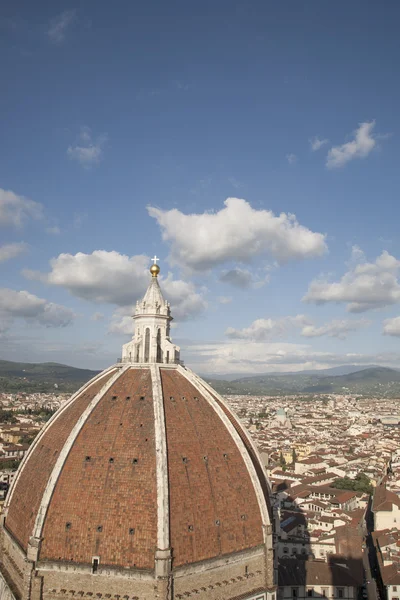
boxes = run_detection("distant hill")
[0,360,100,393]
[201,364,383,380]
[1,359,400,397]
[207,366,400,397]
[303,366,400,394]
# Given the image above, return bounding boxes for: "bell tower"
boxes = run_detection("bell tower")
[122,256,180,364]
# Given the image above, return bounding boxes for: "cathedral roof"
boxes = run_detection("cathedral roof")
[3,260,273,577]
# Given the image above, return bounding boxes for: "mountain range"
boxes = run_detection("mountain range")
[0,359,400,397]
[206,366,400,397]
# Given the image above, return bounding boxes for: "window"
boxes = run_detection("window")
[283,547,289,554]
[307,589,313,597]
[156,328,162,363]
[144,328,150,362]
[321,589,328,598]
[292,589,298,598]
[394,588,398,592]
[336,588,344,599]
[92,557,99,574]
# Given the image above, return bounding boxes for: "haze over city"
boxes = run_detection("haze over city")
[1,1,400,374]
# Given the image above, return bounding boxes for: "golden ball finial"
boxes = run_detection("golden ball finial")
[150,264,160,277]
[150,255,160,277]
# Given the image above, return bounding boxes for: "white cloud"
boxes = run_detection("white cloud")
[67,127,107,168]
[47,10,76,43]
[0,288,75,328]
[301,318,369,340]
[162,275,207,320]
[0,188,43,228]
[24,250,207,322]
[383,317,400,337]
[226,315,309,341]
[286,153,297,165]
[0,242,27,263]
[303,250,400,312]
[185,340,400,375]
[326,121,377,169]
[310,136,329,151]
[148,198,327,272]
[217,296,232,304]
[225,314,369,343]
[24,251,150,305]
[108,313,132,335]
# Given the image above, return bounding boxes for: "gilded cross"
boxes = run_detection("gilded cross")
[152,255,159,265]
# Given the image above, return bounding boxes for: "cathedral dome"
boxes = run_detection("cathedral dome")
[0,260,275,600]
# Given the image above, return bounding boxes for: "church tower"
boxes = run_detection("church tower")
[0,258,276,600]
[122,256,180,365]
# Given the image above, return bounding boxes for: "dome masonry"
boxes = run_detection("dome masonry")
[0,258,276,600]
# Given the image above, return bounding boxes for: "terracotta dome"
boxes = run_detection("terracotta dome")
[0,262,275,600]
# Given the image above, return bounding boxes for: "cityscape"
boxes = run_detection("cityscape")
[1,377,400,599]
[1,1,400,599]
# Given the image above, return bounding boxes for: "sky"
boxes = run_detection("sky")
[1,1,400,375]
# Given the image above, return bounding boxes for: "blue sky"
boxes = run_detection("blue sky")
[1,1,400,374]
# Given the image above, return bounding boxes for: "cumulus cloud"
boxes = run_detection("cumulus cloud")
[109,312,133,336]
[0,288,75,328]
[47,10,76,43]
[301,318,369,340]
[326,121,377,169]
[0,242,27,263]
[383,317,400,337]
[226,315,309,341]
[0,188,43,228]
[148,198,327,272]
[286,153,297,165]
[24,250,207,322]
[67,127,107,168]
[162,275,207,320]
[303,250,400,312]
[24,251,150,305]
[225,314,369,342]
[310,136,329,151]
